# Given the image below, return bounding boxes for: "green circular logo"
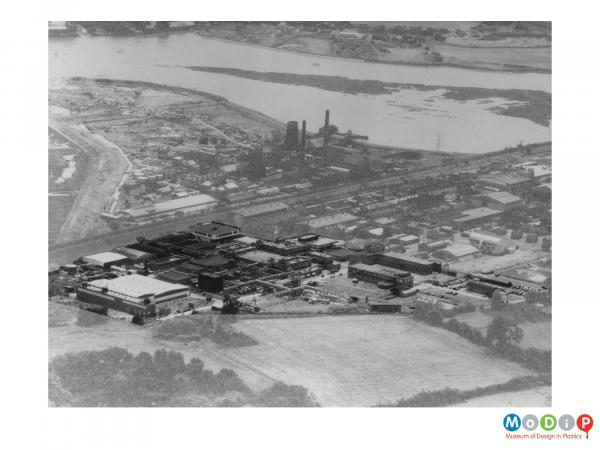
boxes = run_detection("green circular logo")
[541,414,557,431]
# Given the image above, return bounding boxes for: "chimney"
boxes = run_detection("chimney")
[300,120,306,153]
[323,109,330,161]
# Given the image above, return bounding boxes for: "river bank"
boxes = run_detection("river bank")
[196,29,551,74]
[184,66,551,127]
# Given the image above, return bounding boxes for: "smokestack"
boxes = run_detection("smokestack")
[300,120,306,153]
[323,109,330,161]
[299,120,307,173]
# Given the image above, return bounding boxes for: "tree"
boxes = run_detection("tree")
[490,290,505,310]
[486,317,524,352]
[131,315,145,325]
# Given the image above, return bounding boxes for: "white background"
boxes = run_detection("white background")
[1,1,599,449]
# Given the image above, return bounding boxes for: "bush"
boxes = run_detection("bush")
[49,347,317,407]
[131,315,145,326]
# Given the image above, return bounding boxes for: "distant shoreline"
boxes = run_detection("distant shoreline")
[196,34,552,75]
[49,31,551,75]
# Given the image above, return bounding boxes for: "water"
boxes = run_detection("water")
[49,33,551,153]
[55,155,76,184]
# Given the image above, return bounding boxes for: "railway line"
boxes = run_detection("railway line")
[49,142,550,266]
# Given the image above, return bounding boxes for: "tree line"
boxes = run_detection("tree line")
[49,347,319,407]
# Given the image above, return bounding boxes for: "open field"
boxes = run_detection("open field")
[223,315,534,406]
[456,386,551,407]
[518,322,552,351]
[48,303,275,391]
[50,303,536,406]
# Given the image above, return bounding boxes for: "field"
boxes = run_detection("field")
[49,303,536,406]
[223,315,534,406]
[517,322,552,351]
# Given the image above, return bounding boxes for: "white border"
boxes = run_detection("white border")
[3,1,600,449]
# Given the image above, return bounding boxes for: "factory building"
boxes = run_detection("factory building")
[198,272,224,293]
[369,301,409,313]
[451,207,505,230]
[466,280,499,297]
[77,274,189,317]
[378,252,440,275]
[113,247,155,264]
[156,270,197,286]
[234,202,290,224]
[120,194,217,222]
[348,263,414,289]
[82,252,130,268]
[308,212,359,230]
[477,174,534,193]
[476,191,522,211]
[190,221,241,243]
[468,232,508,255]
[148,255,191,272]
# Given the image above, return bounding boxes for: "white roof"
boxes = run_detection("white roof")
[442,243,480,258]
[88,274,188,301]
[308,213,358,228]
[83,252,129,266]
[468,232,502,245]
[123,194,216,218]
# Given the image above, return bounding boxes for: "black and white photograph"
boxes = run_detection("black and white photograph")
[47,19,553,408]
[5,1,600,448]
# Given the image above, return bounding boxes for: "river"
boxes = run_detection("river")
[49,33,551,153]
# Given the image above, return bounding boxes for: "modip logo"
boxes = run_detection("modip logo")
[503,413,594,440]
[577,414,594,439]
[504,414,521,432]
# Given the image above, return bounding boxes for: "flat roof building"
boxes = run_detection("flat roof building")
[452,207,504,230]
[82,252,130,268]
[121,194,217,221]
[78,274,190,317]
[349,263,414,289]
[190,221,241,243]
[378,252,439,275]
[308,213,359,229]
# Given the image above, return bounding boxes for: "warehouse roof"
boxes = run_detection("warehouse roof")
[453,207,503,223]
[237,202,289,218]
[238,250,282,264]
[190,221,240,237]
[308,213,359,229]
[122,194,216,219]
[87,274,188,302]
[350,263,412,278]
[437,243,480,258]
[82,252,129,266]
[484,191,522,204]
[383,252,434,266]
[478,174,529,187]
[468,232,503,245]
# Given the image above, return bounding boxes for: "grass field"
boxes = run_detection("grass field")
[517,322,552,351]
[49,303,538,406]
[223,315,533,406]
